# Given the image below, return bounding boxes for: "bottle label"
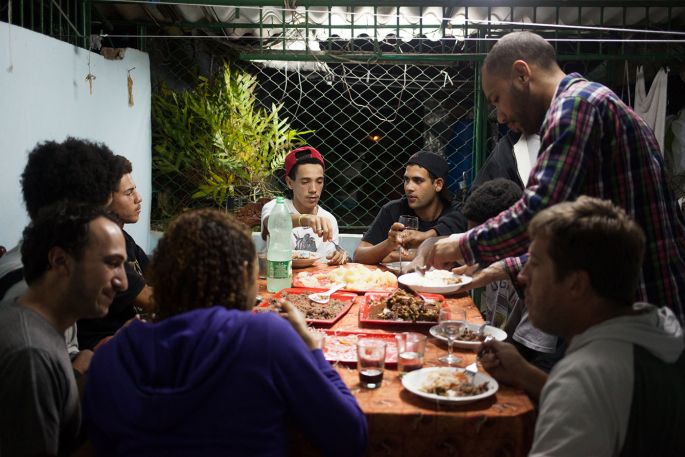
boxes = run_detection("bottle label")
[267,260,292,279]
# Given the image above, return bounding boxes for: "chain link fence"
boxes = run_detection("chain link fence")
[148,38,482,231]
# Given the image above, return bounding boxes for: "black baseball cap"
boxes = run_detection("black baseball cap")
[407,151,448,180]
[407,151,452,201]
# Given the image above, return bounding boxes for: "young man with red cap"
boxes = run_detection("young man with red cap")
[354,151,467,265]
[261,146,347,265]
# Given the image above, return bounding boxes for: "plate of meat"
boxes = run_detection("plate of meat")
[402,367,498,404]
[359,289,447,326]
[254,288,356,325]
[429,323,507,349]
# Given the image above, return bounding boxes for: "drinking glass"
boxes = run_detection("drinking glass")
[395,332,427,374]
[357,339,386,389]
[257,250,268,279]
[438,308,465,365]
[398,215,419,273]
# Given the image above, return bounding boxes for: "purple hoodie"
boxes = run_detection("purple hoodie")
[83,307,367,457]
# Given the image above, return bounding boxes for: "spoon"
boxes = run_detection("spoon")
[308,284,345,304]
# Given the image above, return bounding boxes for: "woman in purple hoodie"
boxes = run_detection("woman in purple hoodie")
[83,209,367,457]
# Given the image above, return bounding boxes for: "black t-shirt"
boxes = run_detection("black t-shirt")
[77,230,148,350]
[362,197,467,245]
[470,131,524,192]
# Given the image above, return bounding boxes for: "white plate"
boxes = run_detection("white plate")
[402,367,498,404]
[292,250,321,268]
[429,323,507,349]
[382,261,411,274]
[398,271,473,294]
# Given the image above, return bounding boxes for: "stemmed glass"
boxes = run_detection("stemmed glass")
[438,308,466,366]
[398,215,419,273]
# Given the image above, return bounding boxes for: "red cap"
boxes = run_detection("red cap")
[284,146,325,177]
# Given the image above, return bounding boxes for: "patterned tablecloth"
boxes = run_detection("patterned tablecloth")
[260,263,536,457]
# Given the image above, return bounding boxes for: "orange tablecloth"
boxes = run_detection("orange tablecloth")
[260,264,535,457]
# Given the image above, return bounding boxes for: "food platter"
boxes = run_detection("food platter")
[359,290,448,326]
[292,250,322,268]
[294,263,398,293]
[401,367,498,404]
[429,323,507,349]
[254,288,356,325]
[319,330,398,365]
[398,270,472,294]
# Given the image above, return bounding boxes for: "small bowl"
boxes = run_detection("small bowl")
[292,250,321,268]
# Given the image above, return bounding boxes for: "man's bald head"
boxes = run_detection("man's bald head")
[483,32,559,78]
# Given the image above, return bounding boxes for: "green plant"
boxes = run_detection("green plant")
[152,64,311,220]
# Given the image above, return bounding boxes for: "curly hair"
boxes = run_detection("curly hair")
[463,178,523,224]
[150,209,256,318]
[111,155,133,186]
[21,137,120,220]
[21,201,116,284]
[529,196,646,305]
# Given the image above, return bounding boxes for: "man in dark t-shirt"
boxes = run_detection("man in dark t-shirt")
[77,156,153,349]
[354,151,466,265]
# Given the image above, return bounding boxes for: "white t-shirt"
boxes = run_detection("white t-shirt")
[513,133,541,186]
[261,198,340,258]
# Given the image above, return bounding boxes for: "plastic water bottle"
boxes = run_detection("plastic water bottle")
[267,196,293,292]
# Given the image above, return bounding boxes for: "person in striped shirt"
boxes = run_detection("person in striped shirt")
[418,31,685,322]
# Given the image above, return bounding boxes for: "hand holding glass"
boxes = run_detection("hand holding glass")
[438,308,466,366]
[398,215,419,272]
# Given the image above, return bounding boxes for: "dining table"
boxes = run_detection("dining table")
[259,263,536,457]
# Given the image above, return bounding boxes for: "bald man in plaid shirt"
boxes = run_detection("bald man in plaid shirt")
[419,31,685,322]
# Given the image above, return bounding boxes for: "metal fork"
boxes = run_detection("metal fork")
[331,241,348,263]
[477,335,494,359]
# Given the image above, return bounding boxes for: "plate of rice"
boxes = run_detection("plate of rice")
[398,269,472,294]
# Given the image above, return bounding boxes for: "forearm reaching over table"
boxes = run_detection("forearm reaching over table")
[461,96,599,266]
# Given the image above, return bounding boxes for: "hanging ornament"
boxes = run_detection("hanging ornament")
[85,49,96,95]
[85,73,96,95]
[127,67,135,107]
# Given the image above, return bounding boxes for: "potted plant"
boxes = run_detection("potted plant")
[151,63,311,228]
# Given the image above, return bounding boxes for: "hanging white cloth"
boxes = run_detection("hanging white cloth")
[634,66,669,155]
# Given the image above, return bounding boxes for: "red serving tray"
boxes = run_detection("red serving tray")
[255,288,356,326]
[359,292,447,326]
[321,330,398,365]
[293,268,398,293]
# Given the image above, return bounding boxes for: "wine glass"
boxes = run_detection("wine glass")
[398,215,419,273]
[438,308,465,366]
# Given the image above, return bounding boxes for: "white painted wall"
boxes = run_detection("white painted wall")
[0,22,151,251]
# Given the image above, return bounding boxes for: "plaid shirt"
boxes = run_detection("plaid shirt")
[461,73,685,321]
